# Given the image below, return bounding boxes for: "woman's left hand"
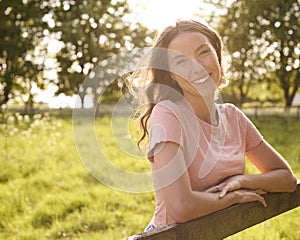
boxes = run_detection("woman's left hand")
[205,175,264,198]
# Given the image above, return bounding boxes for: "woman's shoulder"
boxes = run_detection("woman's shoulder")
[150,100,182,126]
[217,103,245,124]
[220,103,252,127]
[152,100,180,115]
[220,103,242,115]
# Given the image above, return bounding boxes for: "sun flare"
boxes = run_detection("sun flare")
[127,0,213,31]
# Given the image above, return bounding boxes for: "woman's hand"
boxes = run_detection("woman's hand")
[206,175,245,197]
[206,185,267,207]
[232,189,267,207]
[205,174,266,198]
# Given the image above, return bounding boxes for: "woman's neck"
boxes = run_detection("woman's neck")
[184,92,218,125]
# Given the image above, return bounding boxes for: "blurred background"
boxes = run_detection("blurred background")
[0,0,299,239]
[1,0,299,113]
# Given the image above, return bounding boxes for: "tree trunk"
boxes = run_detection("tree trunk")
[24,95,34,117]
[1,71,13,106]
[283,82,299,109]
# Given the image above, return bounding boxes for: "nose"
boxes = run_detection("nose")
[191,59,208,77]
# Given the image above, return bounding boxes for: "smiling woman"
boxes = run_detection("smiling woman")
[130,19,297,232]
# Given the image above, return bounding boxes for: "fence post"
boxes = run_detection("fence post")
[254,106,258,119]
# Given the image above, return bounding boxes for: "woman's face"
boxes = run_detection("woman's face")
[167,31,221,96]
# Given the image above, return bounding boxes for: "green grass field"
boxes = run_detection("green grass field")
[0,112,299,239]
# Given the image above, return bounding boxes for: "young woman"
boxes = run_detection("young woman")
[134,20,297,231]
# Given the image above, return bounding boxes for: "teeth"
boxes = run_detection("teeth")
[192,76,209,84]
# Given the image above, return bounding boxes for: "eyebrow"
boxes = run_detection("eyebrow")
[170,43,210,62]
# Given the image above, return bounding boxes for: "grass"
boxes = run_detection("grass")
[0,112,299,239]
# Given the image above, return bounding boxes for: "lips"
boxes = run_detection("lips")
[192,74,211,84]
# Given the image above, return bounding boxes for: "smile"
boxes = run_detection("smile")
[192,75,211,84]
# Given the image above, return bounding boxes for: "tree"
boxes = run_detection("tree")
[0,0,49,112]
[203,0,265,106]
[204,0,300,107]
[50,0,155,106]
[251,0,300,108]
[217,1,267,106]
[0,0,155,111]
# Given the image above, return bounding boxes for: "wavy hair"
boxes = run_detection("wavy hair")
[133,20,227,148]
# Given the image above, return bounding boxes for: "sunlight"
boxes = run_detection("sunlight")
[47,38,63,54]
[39,0,216,108]
[127,0,213,31]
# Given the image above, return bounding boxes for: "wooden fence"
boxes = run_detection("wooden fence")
[242,106,300,119]
[127,181,300,240]
[3,105,300,119]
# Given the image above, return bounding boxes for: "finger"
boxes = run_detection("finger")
[219,184,232,198]
[220,180,244,198]
[219,189,227,198]
[257,195,267,207]
[246,192,267,207]
[205,186,217,193]
[255,189,267,195]
[205,185,221,193]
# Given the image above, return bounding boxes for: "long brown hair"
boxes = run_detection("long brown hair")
[134,20,226,148]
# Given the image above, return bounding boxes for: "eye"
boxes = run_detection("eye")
[198,49,210,56]
[175,58,188,65]
[173,55,191,66]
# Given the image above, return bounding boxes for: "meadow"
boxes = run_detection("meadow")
[0,111,299,240]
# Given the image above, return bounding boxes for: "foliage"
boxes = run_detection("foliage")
[217,1,267,107]
[0,0,49,108]
[253,0,300,108]
[0,0,155,109]
[50,0,155,105]
[205,0,300,107]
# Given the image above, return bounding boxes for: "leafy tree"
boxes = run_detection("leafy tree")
[216,1,267,107]
[251,0,300,108]
[204,0,300,107]
[0,0,49,112]
[50,0,155,106]
[0,0,155,111]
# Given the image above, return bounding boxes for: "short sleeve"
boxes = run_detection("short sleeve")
[147,102,182,162]
[235,106,263,151]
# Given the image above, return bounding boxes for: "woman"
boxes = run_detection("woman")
[133,20,297,231]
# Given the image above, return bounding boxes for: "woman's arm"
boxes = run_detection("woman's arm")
[151,141,266,223]
[209,140,297,198]
[244,140,297,191]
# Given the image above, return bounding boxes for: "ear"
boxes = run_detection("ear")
[218,76,229,90]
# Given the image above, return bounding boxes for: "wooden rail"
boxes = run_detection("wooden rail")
[127,181,300,240]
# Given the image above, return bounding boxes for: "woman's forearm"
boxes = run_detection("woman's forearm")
[242,169,297,193]
[173,189,266,223]
[175,191,235,222]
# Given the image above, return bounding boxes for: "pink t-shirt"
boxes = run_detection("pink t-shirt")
[147,99,263,227]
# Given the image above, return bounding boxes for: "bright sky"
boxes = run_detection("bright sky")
[127,0,214,31]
